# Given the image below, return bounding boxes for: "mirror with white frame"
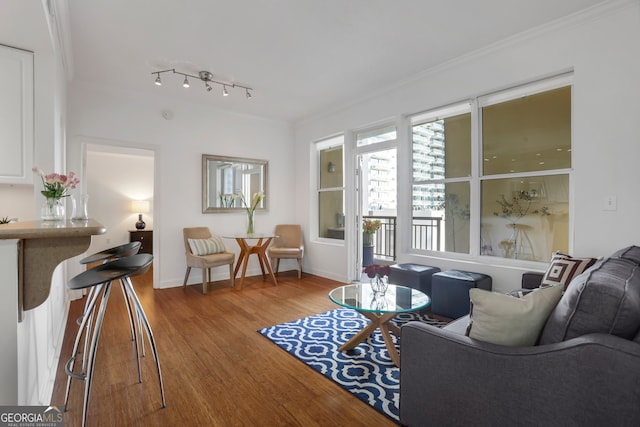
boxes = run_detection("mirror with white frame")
[202,154,268,213]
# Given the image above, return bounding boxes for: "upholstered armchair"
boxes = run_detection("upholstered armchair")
[268,224,304,278]
[183,227,235,294]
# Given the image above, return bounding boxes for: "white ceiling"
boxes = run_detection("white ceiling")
[63,0,606,123]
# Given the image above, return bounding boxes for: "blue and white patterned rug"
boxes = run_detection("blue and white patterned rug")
[258,308,448,423]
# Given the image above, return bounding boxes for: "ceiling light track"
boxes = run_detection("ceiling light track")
[151,68,253,98]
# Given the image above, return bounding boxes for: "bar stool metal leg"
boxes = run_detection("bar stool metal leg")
[82,280,113,427]
[64,282,102,409]
[123,276,166,408]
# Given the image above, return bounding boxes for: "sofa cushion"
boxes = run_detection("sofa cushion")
[465,284,563,347]
[610,245,640,265]
[188,236,226,255]
[540,252,598,290]
[540,257,640,345]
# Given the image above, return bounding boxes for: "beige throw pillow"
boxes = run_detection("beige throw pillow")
[188,236,226,256]
[466,284,563,347]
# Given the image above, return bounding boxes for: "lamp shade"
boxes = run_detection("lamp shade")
[130,200,150,214]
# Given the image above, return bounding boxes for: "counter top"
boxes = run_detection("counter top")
[0,219,106,240]
[0,219,106,320]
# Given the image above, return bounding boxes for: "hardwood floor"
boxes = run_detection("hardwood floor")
[51,268,399,426]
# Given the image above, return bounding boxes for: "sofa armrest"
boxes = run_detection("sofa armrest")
[521,271,544,289]
[399,321,640,427]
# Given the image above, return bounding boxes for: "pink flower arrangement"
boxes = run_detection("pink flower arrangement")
[32,167,80,199]
[364,264,390,279]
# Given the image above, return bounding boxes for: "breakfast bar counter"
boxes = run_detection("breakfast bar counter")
[0,219,106,318]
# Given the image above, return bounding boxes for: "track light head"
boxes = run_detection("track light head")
[223,85,229,97]
[183,76,189,88]
[206,82,212,92]
[246,89,252,99]
[154,74,162,86]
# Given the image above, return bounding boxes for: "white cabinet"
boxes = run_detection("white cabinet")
[0,44,33,184]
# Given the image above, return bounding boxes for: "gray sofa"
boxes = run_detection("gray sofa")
[400,246,640,427]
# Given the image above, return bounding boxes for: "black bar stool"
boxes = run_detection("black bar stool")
[64,253,166,427]
[65,241,143,409]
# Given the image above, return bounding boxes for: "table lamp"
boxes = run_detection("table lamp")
[131,200,150,230]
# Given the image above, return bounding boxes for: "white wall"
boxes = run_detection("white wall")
[294,1,640,292]
[67,82,296,288]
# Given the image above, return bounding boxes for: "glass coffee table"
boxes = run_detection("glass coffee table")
[329,283,430,367]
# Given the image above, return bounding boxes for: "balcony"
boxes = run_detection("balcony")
[363,215,442,262]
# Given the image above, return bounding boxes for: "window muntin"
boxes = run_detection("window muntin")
[482,86,571,175]
[317,136,345,240]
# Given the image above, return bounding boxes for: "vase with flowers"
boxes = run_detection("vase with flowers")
[239,191,264,235]
[362,218,381,265]
[33,167,79,221]
[364,264,391,296]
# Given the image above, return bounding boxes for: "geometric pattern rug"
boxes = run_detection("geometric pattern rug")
[258,308,448,423]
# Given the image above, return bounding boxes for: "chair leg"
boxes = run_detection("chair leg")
[274,259,280,275]
[183,267,191,289]
[297,258,302,279]
[202,268,208,294]
[229,264,235,287]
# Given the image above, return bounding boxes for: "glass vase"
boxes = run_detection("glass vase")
[370,274,388,295]
[41,197,65,221]
[247,210,254,235]
[71,194,89,221]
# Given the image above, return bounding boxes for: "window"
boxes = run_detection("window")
[412,104,471,254]
[317,136,345,239]
[411,75,572,261]
[481,84,571,261]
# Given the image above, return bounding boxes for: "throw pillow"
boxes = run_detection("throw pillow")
[540,252,597,290]
[466,284,563,347]
[540,257,640,344]
[188,236,226,256]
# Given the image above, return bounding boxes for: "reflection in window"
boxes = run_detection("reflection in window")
[481,175,568,261]
[318,137,345,239]
[482,86,571,175]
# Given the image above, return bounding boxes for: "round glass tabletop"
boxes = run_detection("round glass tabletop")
[329,283,430,314]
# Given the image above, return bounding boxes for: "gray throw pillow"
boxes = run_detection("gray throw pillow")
[540,258,640,344]
[610,245,640,265]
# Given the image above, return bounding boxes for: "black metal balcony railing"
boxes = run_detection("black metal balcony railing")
[363,215,442,261]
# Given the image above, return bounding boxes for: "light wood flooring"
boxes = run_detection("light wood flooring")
[51,268,399,426]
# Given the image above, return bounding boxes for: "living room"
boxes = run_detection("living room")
[1,0,639,424]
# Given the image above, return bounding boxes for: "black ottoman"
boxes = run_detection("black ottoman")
[389,263,441,296]
[431,270,492,319]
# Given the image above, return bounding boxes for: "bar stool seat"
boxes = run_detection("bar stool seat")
[64,253,166,427]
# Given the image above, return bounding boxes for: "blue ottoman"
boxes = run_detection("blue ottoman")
[389,263,441,296]
[431,270,492,319]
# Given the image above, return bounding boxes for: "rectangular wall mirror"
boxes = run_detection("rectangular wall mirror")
[202,154,268,213]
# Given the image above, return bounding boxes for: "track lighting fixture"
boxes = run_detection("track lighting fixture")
[151,68,253,98]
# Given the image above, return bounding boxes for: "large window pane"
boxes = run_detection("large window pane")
[412,182,470,254]
[319,190,344,239]
[320,146,343,189]
[413,113,471,180]
[482,86,571,175]
[480,174,569,261]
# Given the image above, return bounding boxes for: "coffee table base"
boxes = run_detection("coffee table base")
[339,311,403,367]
